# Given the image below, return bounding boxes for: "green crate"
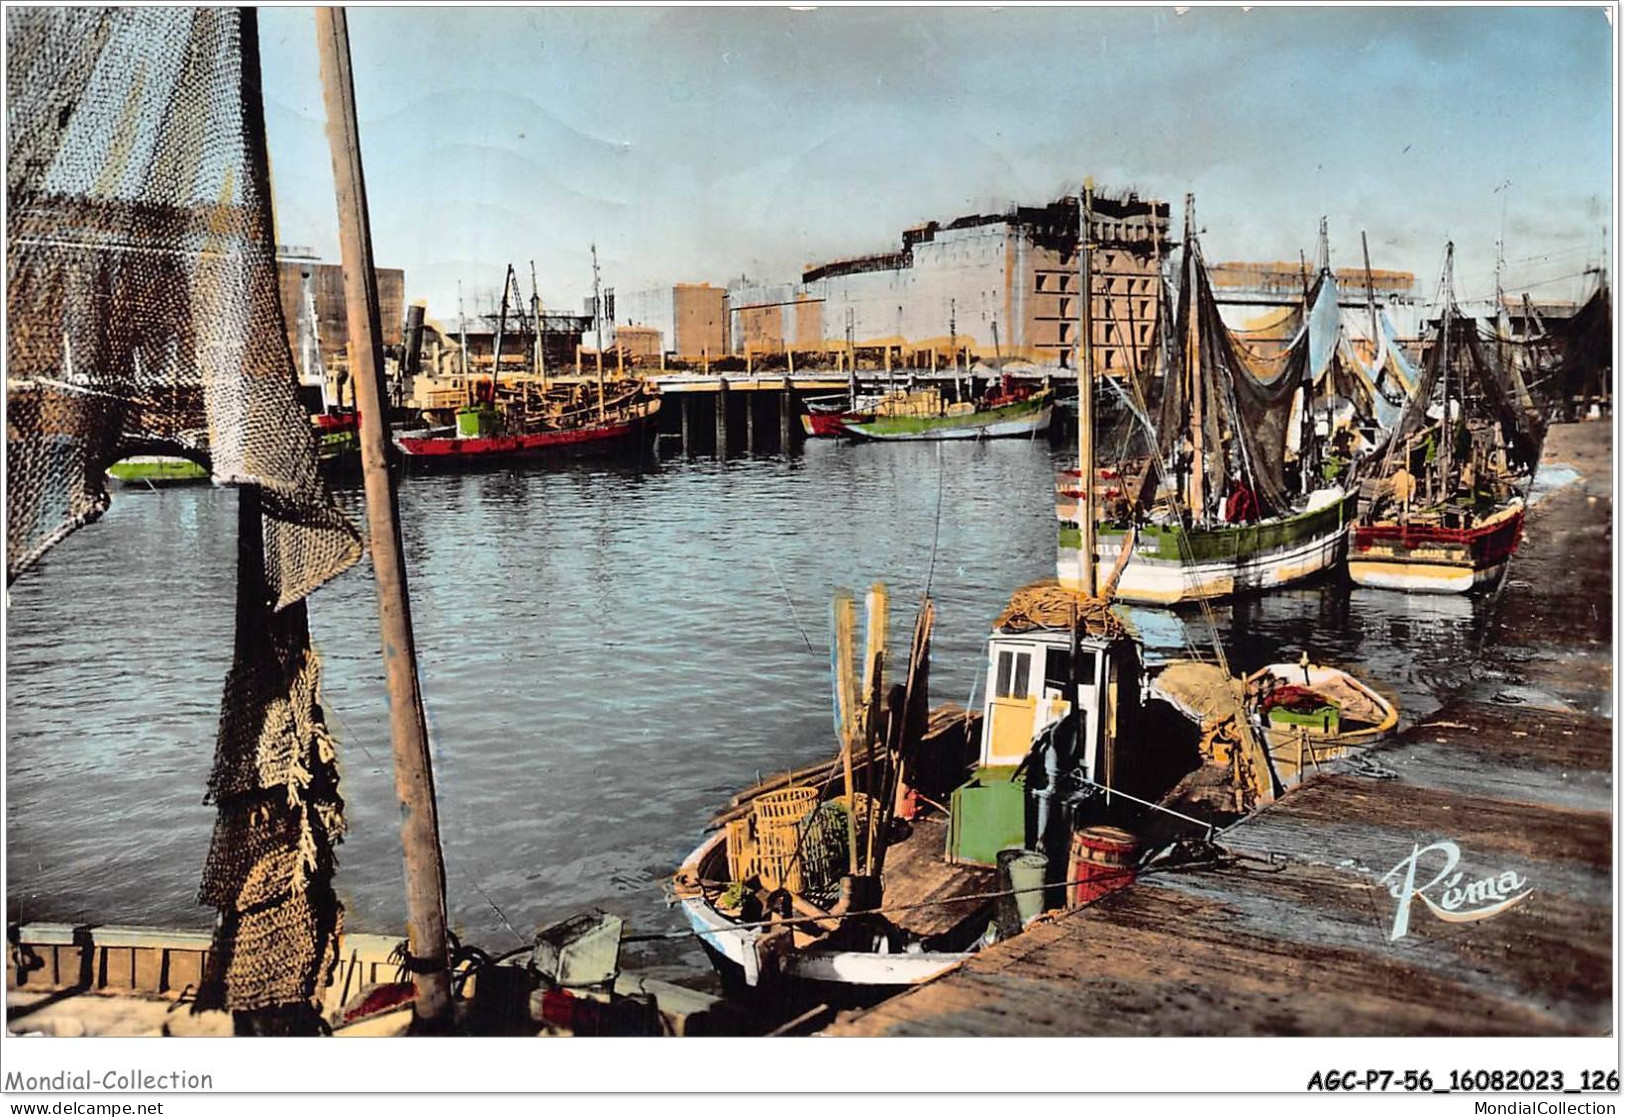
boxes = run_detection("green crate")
[1267,703,1341,735]
[456,405,500,438]
[946,766,1026,866]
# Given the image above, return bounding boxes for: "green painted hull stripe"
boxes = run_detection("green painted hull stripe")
[1059,493,1355,563]
[853,393,1049,437]
[107,460,209,481]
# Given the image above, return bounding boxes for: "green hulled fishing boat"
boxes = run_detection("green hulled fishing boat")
[106,456,210,488]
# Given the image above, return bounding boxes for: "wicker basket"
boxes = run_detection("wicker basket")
[724,817,760,884]
[751,787,818,892]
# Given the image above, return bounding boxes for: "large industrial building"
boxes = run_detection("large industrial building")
[276,247,405,360]
[613,282,729,361]
[725,191,1174,374]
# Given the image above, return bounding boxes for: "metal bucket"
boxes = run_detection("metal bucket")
[994,847,1050,938]
[1068,826,1139,908]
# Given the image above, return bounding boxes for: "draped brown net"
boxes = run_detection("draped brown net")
[1158,234,1301,519]
[7,7,363,1021]
[1550,281,1613,415]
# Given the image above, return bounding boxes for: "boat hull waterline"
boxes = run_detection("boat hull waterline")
[1347,499,1525,594]
[105,456,211,488]
[840,395,1052,442]
[1057,491,1357,605]
[395,402,659,462]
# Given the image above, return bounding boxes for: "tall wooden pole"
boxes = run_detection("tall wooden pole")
[1185,194,1206,525]
[530,259,547,392]
[1438,242,1455,500]
[316,7,453,1030]
[1077,182,1097,597]
[1361,230,1379,366]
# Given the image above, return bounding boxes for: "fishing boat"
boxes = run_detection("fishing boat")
[674,186,1240,997]
[395,386,660,462]
[394,262,660,464]
[839,381,1053,442]
[105,455,210,488]
[1348,244,1545,593]
[673,589,997,994]
[671,580,1186,994]
[1058,197,1354,605]
[800,394,855,438]
[838,301,1051,441]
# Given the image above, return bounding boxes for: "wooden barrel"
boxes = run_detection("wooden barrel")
[1068,826,1140,908]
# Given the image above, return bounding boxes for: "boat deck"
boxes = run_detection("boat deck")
[879,814,996,940]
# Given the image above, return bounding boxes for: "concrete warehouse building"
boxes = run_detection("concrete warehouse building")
[276,247,405,360]
[614,282,729,361]
[726,191,1174,374]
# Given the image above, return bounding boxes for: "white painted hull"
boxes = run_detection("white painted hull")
[1061,522,1349,605]
[676,894,970,988]
[843,404,1052,442]
[674,833,974,989]
[1347,555,1510,593]
[1347,499,1525,596]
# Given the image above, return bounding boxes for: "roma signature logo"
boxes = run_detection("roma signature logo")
[1380,838,1533,940]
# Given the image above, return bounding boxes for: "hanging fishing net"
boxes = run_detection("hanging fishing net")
[1550,282,1613,410]
[1158,236,1300,519]
[6,7,363,1020]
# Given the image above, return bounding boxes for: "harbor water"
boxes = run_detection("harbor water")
[5,437,1513,982]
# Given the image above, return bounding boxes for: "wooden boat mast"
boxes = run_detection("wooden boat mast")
[846,308,858,410]
[315,6,454,1030]
[531,259,547,393]
[1183,193,1206,526]
[1438,242,1455,502]
[457,280,469,390]
[1299,218,1329,495]
[592,243,606,420]
[1361,230,1379,373]
[490,263,515,402]
[1076,180,1097,597]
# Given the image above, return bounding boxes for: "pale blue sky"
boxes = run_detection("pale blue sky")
[256,5,1615,322]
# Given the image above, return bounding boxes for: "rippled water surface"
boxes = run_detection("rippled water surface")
[6,439,1505,979]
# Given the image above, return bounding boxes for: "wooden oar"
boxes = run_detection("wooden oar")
[831,591,860,876]
[860,583,888,873]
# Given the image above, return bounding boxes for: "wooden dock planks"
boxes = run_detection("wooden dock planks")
[825,421,1615,1039]
[823,694,1612,1037]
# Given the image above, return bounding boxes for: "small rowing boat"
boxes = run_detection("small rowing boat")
[1245,657,1398,791]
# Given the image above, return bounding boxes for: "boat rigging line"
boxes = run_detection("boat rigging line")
[924,440,946,597]
[766,549,818,656]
